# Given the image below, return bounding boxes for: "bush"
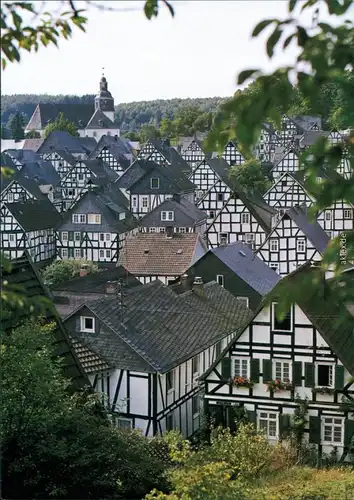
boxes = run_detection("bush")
[41,258,100,286]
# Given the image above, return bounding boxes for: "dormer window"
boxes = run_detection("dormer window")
[88,214,101,224]
[80,316,95,333]
[150,177,160,189]
[161,211,174,221]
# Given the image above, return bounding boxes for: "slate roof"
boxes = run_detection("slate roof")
[80,158,119,183]
[299,130,330,148]
[140,195,207,229]
[26,103,94,131]
[85,109,118,129]
[37,131,96,155]
[205,157,232,186]
[66,279,253,373]
[1,251,88,388]
[6,199,62,231]
[147,139,191,175]
[58,186,137,233]
[69,335,111,373]
[89,135,133,170]
[285,206,330,253]
[49,149,77,166]
[52,265,141,293]
[116,159,195,194]
[4,149,42,164]
[118,232,207,276]
[291,115,322,132]
[1,157,61,191]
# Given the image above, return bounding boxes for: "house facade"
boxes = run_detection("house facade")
[202,267,354,460]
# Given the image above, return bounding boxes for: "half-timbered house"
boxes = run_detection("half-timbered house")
[37,131,97,160]
[139,193,207,234]
[205,183,275,250]
[169,241,281,311]
[263,172,315,209]
[222,141,245,166]
[64,279,252,436]
[40,150,77,179]
[189,157,230,203]
[89,135,134,175]
[55,185,138,263]
[256,123,280,162]
[270,148,300,181]
[119,230,207,285]
[1,199,61,264]
[317,201,354,239]
[58,158,118,211]
[137,139,191,177]
[181,138,208,168]
[115,159,195,218]
[256,206,330,276]
[276,115,322,147]
[202,265,354,460]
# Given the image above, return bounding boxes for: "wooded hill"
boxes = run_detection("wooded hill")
[1,95,226,134]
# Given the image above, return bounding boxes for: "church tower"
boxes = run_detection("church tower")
[94,71,115,122]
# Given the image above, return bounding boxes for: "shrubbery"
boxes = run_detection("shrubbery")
[41,258,100,286]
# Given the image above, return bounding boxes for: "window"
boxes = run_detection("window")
[233,358,249,378]
[209,210,215,219]
[72,214,86,224]
[272,302,293,331]
[245,233,255,248]
[270,238,279,252]
[106,249,111,258]
[325,211,332,221]
[80,316,95,332]
[216,274,224,287]
[9,234,15,242]
[74,232,81,241]
[61,248,68,259]
[88,213,101,224]
[344,209,353,219]
[166,370,174,392]
[192,355,200,376]
[161,211,174,221]
[61,231,68,241]
[166,413,174,431]
[217,193,224,202]
[74,248,81,259]
[322,417,344,446]
[114,417,132,430]
[203,173,208,180]
[215,341,222,358]
[241,213,250,224]
[99,249,104,258]
[237,296,249,307]
[132,196,137,207]
[7,193,14,203]
[150,177,159,189]
[296,238,306,253]
[219,233,228,244]
[316,363,334,387]
[100,233,105,241]
[192,395,199,417]
[105,233,111,241]
[258,411,278,439]
[274,360,291,382]
[270,263,279,273]
[78,173,84,180]
[142,197,148,208]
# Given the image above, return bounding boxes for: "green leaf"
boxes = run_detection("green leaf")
[144,0,158,19]
[266,28,282,58]
[297,26,309,47]
[237,69,259,85]
[252,19,275,37]
[283,33,295,49]
[289,0,298,12]
[11,10,22,30]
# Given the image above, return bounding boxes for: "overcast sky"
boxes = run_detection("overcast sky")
[1,0,343,103]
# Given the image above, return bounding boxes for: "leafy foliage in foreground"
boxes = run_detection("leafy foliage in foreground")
[41,258,100,286]
[229,158,272,196]
[0,319,168,499]
[44,111,79,137]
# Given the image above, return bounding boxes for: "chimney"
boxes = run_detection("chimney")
[219,235,227,247]
[80,264,89,277]
[173,193,181,203]
[192,276,205,298]
[166,226,174,239]
[105,280,117,296]
[180,273,189,291]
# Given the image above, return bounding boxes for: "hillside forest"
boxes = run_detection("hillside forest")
[1,70,353,142]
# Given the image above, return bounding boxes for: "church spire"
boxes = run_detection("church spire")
[94,69,115,121]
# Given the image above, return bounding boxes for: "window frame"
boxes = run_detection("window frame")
[241,212,250,225]
[192,395,200,418]
[142,196,148,208]
[88,213,101,225]
[272,302,293,332]
[166,370,174,392]
[80,316,95,333]
[296,238,306,253]
[344,209,353,220]
[321,416,344,446]
[216,274,224,287]
[74,248,81,259]
[273,359,292,382]
[115,417,132,430]
[7,192,14,203]
[257,411,279,440]
[315,362,334,388]
[269,238,279,252]
[74,231,81,241]
[106,249,111,258]
[217,193,224,202]
[232,357,250,378]
[236,296,249,307]
[324,210,332,221]
[192,355,200,377]
[61,248,68,259]
[150,177,160,189]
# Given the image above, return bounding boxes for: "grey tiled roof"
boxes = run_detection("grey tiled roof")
[69,279,253,373]
[210,241,281,295]
[37,131,96,155]
[27,103,94,130]
[286,206,330,253]
[140,196,207,229]
[85,109,118,129]
[6,199,62,231]
[207,157,232,186]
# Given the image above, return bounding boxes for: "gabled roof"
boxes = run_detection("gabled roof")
[272,147,299,168]
[52,265,141,293]
[66,279,253,373]
[80,159,119,183]
[206,157,233,186]
[37,131,96,155]
[45,149,77,166]
[118,232,207,276]
[299,130,330,148]
[1,251,88,388]
[1,157,61,190]
[139,195,207,229]
[4,148,41,164]
[85,109,118,129]
[290,115,322,132]
[6,199,62,231]
[147,139,191,174]
[89,135,133,170]
[26,103,94,131]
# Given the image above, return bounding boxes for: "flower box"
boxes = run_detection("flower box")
[312,387,335,395]
[232,376,254,388]
[265,379,293,392]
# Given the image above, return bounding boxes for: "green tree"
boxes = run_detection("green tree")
[9,111,25,141]
[139,123,161,143]
[44,111,79,137]
[160,117,176,139]
[229,158,272,196]
[0,319,168,499]
[207,0,354,309]
[41,258,100,287]
[25,129,41,138]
